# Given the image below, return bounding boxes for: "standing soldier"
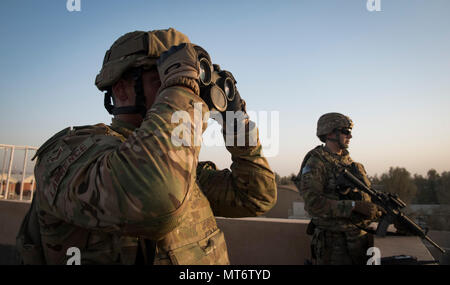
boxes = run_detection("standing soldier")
[293,113,381,265]
[17,28,276,265]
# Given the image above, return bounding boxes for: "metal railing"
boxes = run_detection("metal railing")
[0,144,38,202]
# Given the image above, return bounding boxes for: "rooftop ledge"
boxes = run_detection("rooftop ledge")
[0,200,446,265]
[216,217,439,265]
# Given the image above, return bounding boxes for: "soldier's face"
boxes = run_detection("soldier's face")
[339,129,352,148]
[142,69,162,109]
[112,69,161,110]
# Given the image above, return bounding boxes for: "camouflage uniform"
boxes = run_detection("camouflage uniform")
[294,113,374,265]
[26,29,277,265]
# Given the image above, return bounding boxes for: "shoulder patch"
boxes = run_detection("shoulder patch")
[47,136,95,205]
[33,127,72,161]
[301,165,311,175]
[45,142,72,174]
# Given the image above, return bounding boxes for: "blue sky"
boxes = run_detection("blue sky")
[1,0,449,177]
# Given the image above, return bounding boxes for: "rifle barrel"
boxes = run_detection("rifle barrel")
[424,236,446,254]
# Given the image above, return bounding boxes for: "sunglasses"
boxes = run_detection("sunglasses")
[339,129,352,136]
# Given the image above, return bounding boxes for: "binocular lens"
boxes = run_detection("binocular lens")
[210,86,227,112]
[199,58,212,85]
[223,78,235,101]
[196,53,237,113]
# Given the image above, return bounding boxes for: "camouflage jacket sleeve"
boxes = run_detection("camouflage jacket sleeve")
[35,86,208,240]
[297,155,354,219]
[196,123,277,217]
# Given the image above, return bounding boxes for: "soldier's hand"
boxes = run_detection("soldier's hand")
[156,43,205,95]
[352,201,382,220]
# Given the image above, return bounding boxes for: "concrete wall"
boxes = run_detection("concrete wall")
[0,200,312,265]
[0,199,444,265]
[264,185,303,219]
[0,200,30,265]
[426,230,450,264]
[0,200,30,245]
[216,217,311,265]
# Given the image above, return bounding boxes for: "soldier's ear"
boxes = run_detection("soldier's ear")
[112,79,130,102]
[326,132,337,140]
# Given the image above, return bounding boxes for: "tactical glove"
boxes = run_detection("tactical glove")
[156,43,203,95]
[352,201,381,220]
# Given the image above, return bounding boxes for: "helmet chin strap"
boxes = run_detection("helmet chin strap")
[104,69,147,118]
[327,129,346,150]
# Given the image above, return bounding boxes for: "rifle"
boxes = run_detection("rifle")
[340,168,446,254]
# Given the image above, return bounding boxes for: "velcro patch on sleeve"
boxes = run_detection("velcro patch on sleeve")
[302,165,311,175]
[47,136,95,205]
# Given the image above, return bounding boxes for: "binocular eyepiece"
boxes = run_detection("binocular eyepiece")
[196,49,237,112]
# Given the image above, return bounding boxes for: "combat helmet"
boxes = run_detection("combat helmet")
[316,112,353,142]
[95,28,190,116]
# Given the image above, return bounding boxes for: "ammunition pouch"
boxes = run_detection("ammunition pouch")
[155,229,228,265]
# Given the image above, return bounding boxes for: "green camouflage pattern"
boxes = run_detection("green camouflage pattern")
[33,86,276,265]
[316,112,353,140]
[310,227,372,265]
[294,146,372,230]
[95,28,190,91]
[294,146,373,265]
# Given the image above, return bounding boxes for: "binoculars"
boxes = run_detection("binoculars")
[195,47,238,113]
